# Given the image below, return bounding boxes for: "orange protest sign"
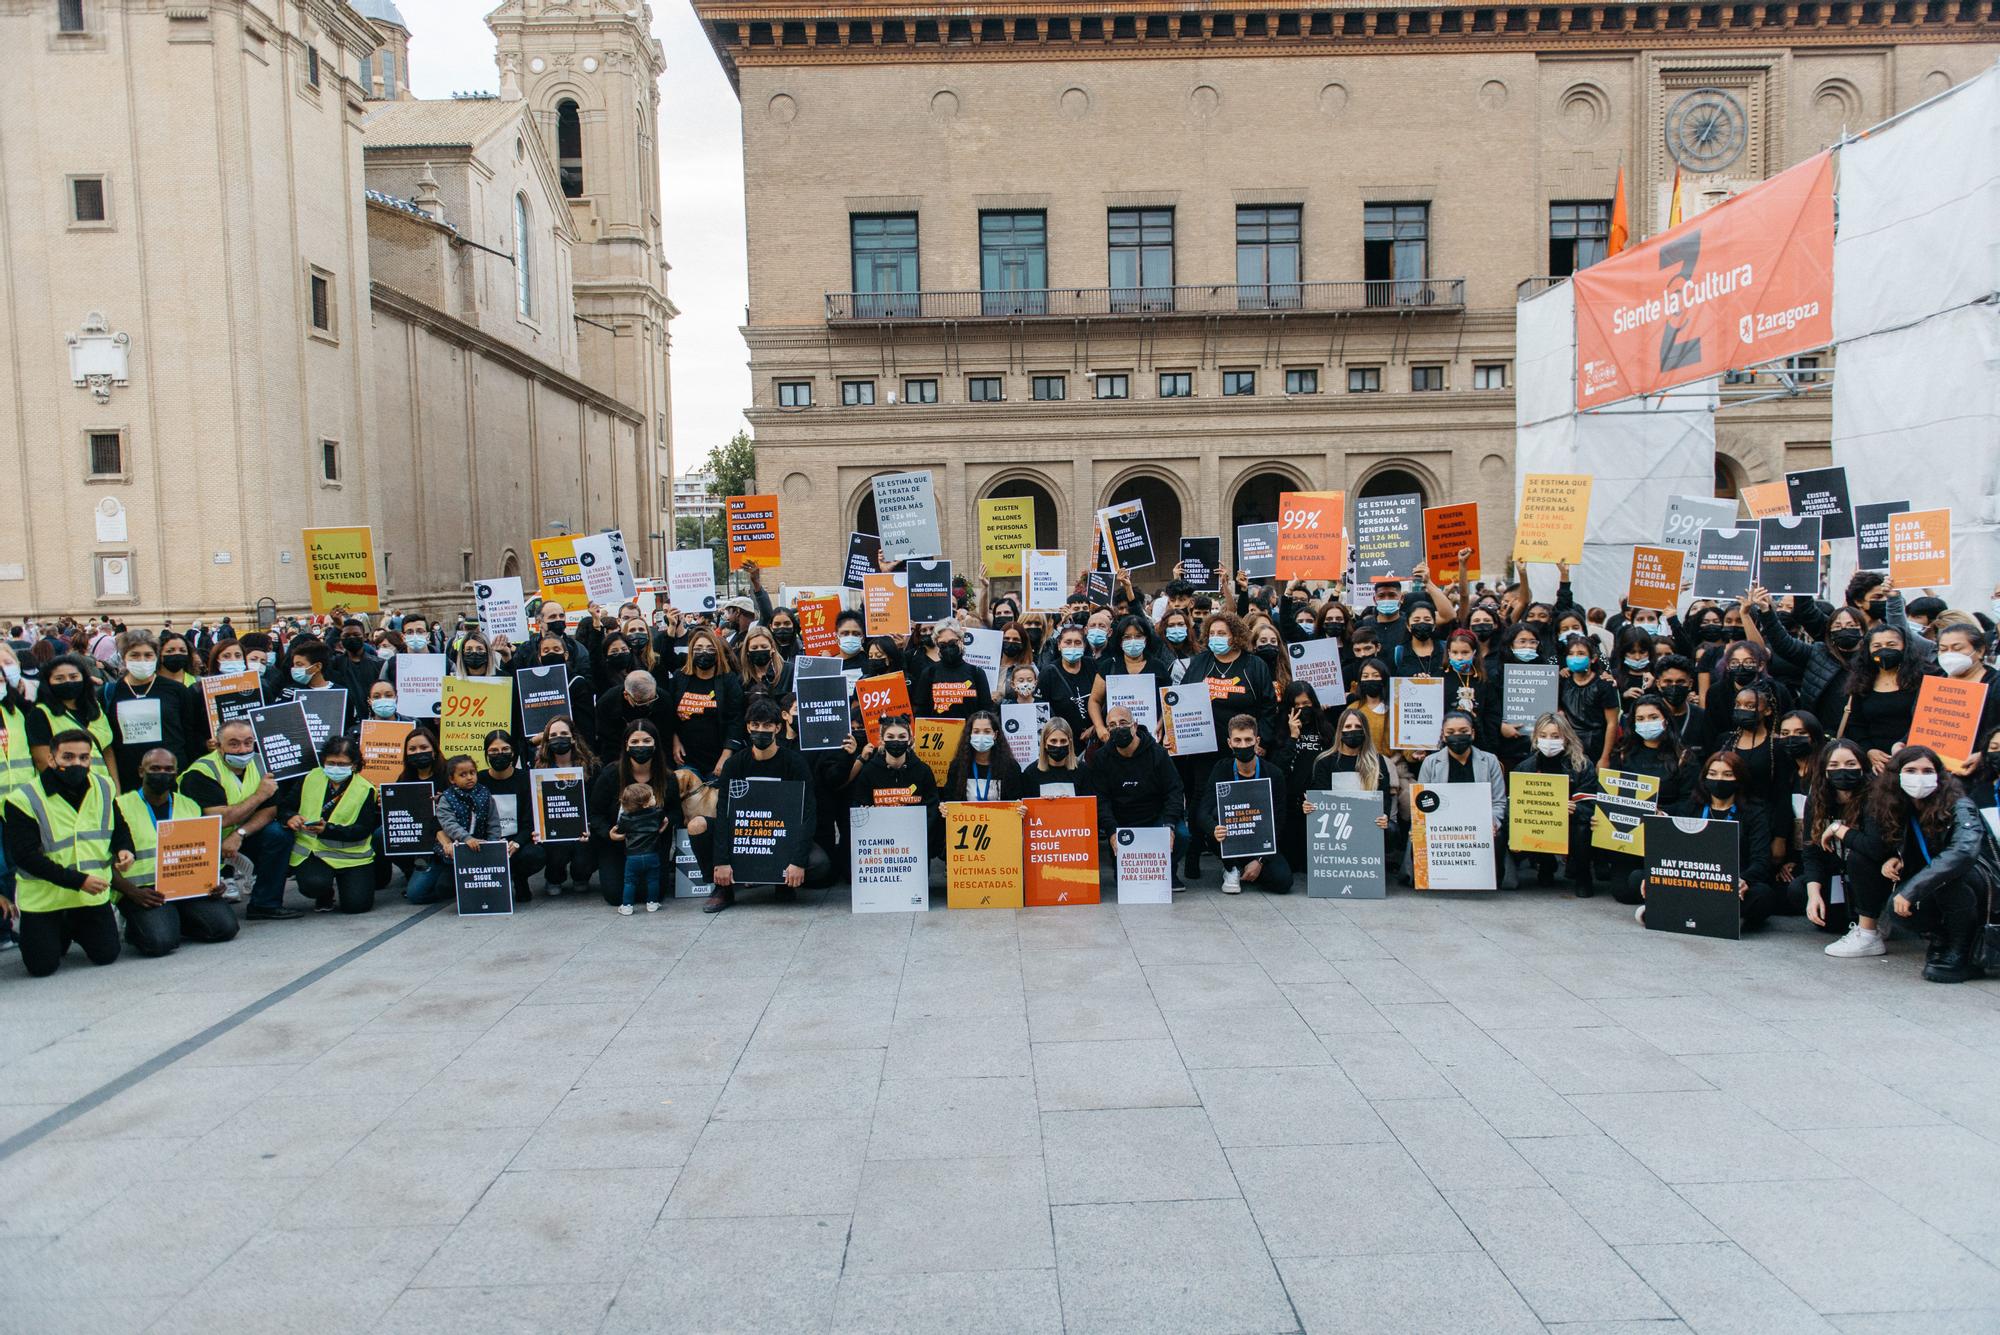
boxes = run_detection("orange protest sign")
[1887,508,1952,588]
[913,717,965,788]
[862,573,910,637]
[1573,151,1834,409]
[944,802,1024,909]
[531,534,586,603]
[359,720,413,787]
[1739,482,1792,520]
[301,527,379,613]
[1276,491,1346,580]
[1422,503,1481,581]
[726,493,782,571]
[1907,675,1985,767]
[1513,475,1593,563]
[1024,796,1100,906]
[155,815,222,901]
[1626,546,1686,611]
[796,595,840,658]
[856,672,912,746]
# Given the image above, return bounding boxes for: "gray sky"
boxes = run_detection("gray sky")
[396,0,748,477]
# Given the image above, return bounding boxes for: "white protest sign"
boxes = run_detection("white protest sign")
[849,805,930,913]
[1286,639,1344,702]
[573,531,637,603]
[1390,678,1445,752]
[1113,826,1173,904]
[1412,782,1497,890]
[1105,674,1158,735]
[962,626,1003,696]
[872,471,942,560]
[666,549,718,614]
[474,577,530,643]
[1161,684,1217,755]
[1024,550,1067,611]
[394,653,446,721]
[1000,701,1048,767]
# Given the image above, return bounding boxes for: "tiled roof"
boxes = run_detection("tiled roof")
[363,188,457,233]
[362,97,522,151]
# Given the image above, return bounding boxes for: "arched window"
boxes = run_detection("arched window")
[556,99,583,198]
[513,193,534,318]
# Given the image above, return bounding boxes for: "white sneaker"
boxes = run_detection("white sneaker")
[618,904,634,916]
[1825,926,1886,958]
[219,883,242,902]
[1634,904,1646,925]
[646,901,660,913]
[1221,869,1242,895]
[546,882,564,898]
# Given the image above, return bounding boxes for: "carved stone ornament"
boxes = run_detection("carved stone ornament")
[67,311,130,405]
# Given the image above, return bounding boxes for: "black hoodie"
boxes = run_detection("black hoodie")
[1084,730,1185,830]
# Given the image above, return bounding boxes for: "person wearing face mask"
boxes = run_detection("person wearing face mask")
[1699,641,1787,754]
[111,748,238,956]
[1932,621,2000,748]
[528,718,598,896]
[1746,587,1865,729]
[478,728,544,901]
[765,608,801,662]
[594,662,673,762]
[27,653,117,791]
[833,609,870,674]
[182,719,295,919]
[1157,610,1198,684]
[4,732,133,975]
[1864,745,1996,981]
[0,645,34,943]
[531,600,594,683]
[1088,616,1172,744]
[912,622,994,723]
[322,616,382,711]
[1514,715,1602,895]
[588,722,671,906]
[1636,750,1779,930]
[279,737,381,914]
[1248,622,1289,688]
[1363,579,1410,652]
[844,715,942,852]
[942,710,1027,806]
[365,680,402,729]
[1556,634,1619,770]
[1391,602,1448,678]
[107,631,202,782]
[734,626,791,700]
[389,727,453,904]
[665,628,745,779]
[1473,624,1545,771]
[1415,712,1507,886]
[1305,705,1400,866]
[578,629,638,714]
[1842,625,1927,773]
[1769,710,1828,899]
[1800,738,1881,950]
[1037,625,1100,741]
[1603,695,1699,904]
[268,637,334,718]
[1084,704,1187,884]
[1193,715,1295,895]
[1021,718,1093,799]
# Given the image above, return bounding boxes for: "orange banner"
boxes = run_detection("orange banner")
[1740,481,1792,520]
[1422,503,1481,581]
[1908,675,1985,767]
[359,720,413,787]
[863,573,910,637]
[1573,151,1834,410]
[1626,546,1685,611]
[944,802,1024,909]
[796,595,840,658]
[726,494,782,571]
[1024,796,1100,906]
[1276,491,1345,581]
[856,672,912,746]
[1887,508,1952,588]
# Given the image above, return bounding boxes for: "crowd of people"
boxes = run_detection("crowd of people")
[3,548,1997,986]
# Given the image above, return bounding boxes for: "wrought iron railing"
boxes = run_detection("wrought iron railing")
[826,278,1467,322]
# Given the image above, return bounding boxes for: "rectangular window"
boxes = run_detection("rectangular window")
[902,377,937,404]
[1222,370,1256,396]
[1095,373,1129,400]
[69,176,106,224]
[87,430,122,477]
[1348,367,1382,393]
[1412,365,1445,391]
[381,48,398,98]
[968,376,1004,402]
[1158,372,1193,398]
[1788,355,1824,383]
[320,438,340,482]
[58,0,86,33]
[1236,205,1302,309]
[1363,203,1429,305]
[1285,368,1319,395]
[306,45,321,88]
[980,211,1047,316]
[307,268,335,336]
[1473,363,1508,390]
[1031,375,1066,401]
[359,54,374,96]
[1548,200,1612,276]
[1108,208,1174,312]
[850,213,919,317]
[841,380,876,406]
[777,380,812,408]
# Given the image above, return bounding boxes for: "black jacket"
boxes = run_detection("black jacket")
[847,753,939,810]
[1193,756,1290,846]
[1085,732,1185,830]
[1668,795,1774,886]
[714,746,819,869]
[1889,797,2000,910]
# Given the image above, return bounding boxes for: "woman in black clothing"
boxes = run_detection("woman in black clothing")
[1301,705,1398,868]
[912,621,992,721]
[1770,709,1826,896]
[1803,739,1882,949]
[478,728,543,899]
[1557,633,1620,770]
[1476,623,1547,771]
[1968,724,2000,810]
[1638,749,1780,930]
[667,626,744,778]
[588,721,671,905]
[1272,681,1330,873]
[389,725,444,901]
[532,716,598,894]
[525,631,600,744]
[1717,682,1778,816]
[1842,625,1928,771]
[1019,718,1092,799]
[765,605,801,662]
[1038,624,1099,742]
[1603,694,1698,904]
[1700,640,1789,755]
[1610,625,1659,716]
[1090,616,1173,742]
[1439,630,1484,721]
[736,624,791,700]
[835,610,869,672]
[1516,713,1602,894]
[1178,611,1276,879]
[1158,608,1199,685]
[943,710,1026,802]
[1868,745,1997,982]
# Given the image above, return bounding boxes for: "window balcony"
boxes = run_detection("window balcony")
[825,278,1467,324]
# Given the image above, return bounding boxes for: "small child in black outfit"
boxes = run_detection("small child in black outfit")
[609,782,669,914]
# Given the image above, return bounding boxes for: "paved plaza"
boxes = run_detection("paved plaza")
[2,878,1998,1335]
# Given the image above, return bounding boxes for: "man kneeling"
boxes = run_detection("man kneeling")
[114,748,238,956]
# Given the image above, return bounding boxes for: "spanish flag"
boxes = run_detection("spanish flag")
[1666,165,1685,229]
[1607,168,1630,257]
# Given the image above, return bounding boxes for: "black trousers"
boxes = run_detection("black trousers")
[1222,849,1296,893]
[18,903,121,977]
[294,856,377,914]
[119,897,240,957]
[543,839,595,888]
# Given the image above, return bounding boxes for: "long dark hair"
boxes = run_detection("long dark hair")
[534,714,597,771]
[40,653,104,723]
[616,719,669,804]
[1806,738,1869,842]
[1866,744,1964,847]
[1281,680,1327,741]
[944,710,1021,796]
[1848,624,1928,704]
[396,724,441,783]
[1693,749,1749,807]
[1611,693,1684,767]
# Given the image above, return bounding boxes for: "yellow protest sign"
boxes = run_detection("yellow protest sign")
[914,717,966,789]
[979,497,1036,578]
[301,527,379,613]
[439,676,513,757]
[1507,772,1571,854]
[944,801,1024,909]
[1513,475,1593,564]
[1591,767,1662,855]
[531,535,587,605]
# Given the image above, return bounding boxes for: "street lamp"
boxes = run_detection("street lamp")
[648,530,666,578]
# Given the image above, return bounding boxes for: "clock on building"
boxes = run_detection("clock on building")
[1664,88,1748,172]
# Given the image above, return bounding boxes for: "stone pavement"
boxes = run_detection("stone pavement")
[2,877,1999,1335]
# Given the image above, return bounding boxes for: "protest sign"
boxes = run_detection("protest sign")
[474,577,530,643]
[1024,796,1099,906]
[666,548,717,614]
[979,497,1035,577]
[515,664,570,740]
[1410,783,1496,889]
[453,840,513,916]
[296,689,346,753]
[1277,491,1346,580]
[200,670,264,734]
[944,801,1024,908]
[1237,523,1278,580]
[1086,571,1114,605]
[726,493,782,570]
[1784,466,1854,541]
[1642,814,1741,939]
[1627,546,1686,612]
[1591,767,1662,855]
[1739,481,1792,520]
[1353,493,1424,582]
[1513,475,1592,564]
[359,719,413,787]
[1422,502,1481,580]
[1660,495,1740,553]
[1000,701,1048,766]
[1113,827,1173,905]
[796,595,840,658]
[1160,684,1217,756]
[913,717,965,788]
[1888,508,1952,587]
[796,673,852,751]
[439,676,512,757]
[862,572,910,637]
[531,768,588,843]
[155,815,222,901]
[961,627,1003,696]
[1908,675,1986,767]
[1096,499,1156,572]
[849,805,929,913]
[1854,500,1910,573]
[843,532,882,590]
[1756,516,1823,597]
[380,782,438,857]
[531,534,586,604]
[302,526,379,613]
[906,561,953,624]
[670,828,711,898]
[1105,675,1158,736]
[1390,678,1445,752]
[856,672,912,746]
[873,470,942,560]
[1507,772,1572,853]
[1691,527,1758,602]
[1179,538,1221,592]
[1286,639,1344,702]
[573,530,637,603]
[1216,778,1277,860]
[1305,790,1386,898]
[1024,550,1067,611]
[394,654,445,721]
[248,701,316,780]
[725,777,805,884]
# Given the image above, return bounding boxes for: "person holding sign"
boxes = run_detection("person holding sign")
[1556,634,1620,769]
[430,754,522,903]
[1021,718,1092,800]
[107,632,201,783]
[1414,713,1506,883]
[1634,752,1778,930]
[1601,696,1699,903]
[1178,611,1276,880]
[1844,625,1927,772]
[112,749,236,957]
[1746,587,1869,729]
[1868,745,1997,983]
[1195,716,1294,895]
[280,736,381,915]
[609,782,671,914]
[913,622,993,722]
[4,731,128,976]
[705,698,832,913]
[1085,704,1187,886]
[587,722,671,906]
[531,719,599,895]
[944,712,1026,804]
[666,627,744,780]
[1933,621,2000,751]
[1088,618,1173,742]
[182,719,297,921]
[1802,739,1883,952]
[479,729,545,901]
[1512,716,1601,895]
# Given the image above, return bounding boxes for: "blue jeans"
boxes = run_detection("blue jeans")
[241,822,297,910]
[622,851,664,907]
[404,857,450,905]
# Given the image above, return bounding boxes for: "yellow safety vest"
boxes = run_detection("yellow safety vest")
[114,789,202,888]
[187,750,263,838]
[0,701,32,802]
[288,770,377,869]
[37,703,115,786]
[6,772,117,913]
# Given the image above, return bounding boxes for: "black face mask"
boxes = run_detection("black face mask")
[749,730,779,751]
[1708,779,1740,801]
[1024,628,1044,649]
[938,644,964,666]
[49,764,90,795]
[142,770,176,796]
[342,638,364,656]
[161,653,190,674]
[1830,627,1864,652]
[547,737,574,756]
[748,649,773,668]
[883,738,911,758]
[1700,624,1730,642]
[1444,734,1474,754]
[1827,767,1865,791]
[626,745,656,764]
[1339,728,1367,748]
[1865,600,1886,621]
[1874,649,1904,670]
[1045,744,1069,762]
[1775,736,1814,760]
[1108,725,1134,750]
[487,752,514,770]
[1659,684,1691,707]
[1728,665,1760,687]
[1470,624,1495,642]
[410,753,435,771]
[1731,708,1760,730]
[1254,646,1280,668]
[1230,744,1257,764]
[773,626,796,644]
[1408,623,1435,642]
[462,652,489,670]
[47,679,87,704]
[1357,679,1387,698]
[549,651,572,665]
[691,650,717,671]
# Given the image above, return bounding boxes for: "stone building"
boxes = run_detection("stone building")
[0,0,675,621]
[692,1,1997,587]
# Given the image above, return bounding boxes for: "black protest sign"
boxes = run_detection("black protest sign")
[1854,500,1910,573]
[1353,493,1424,581]
[796,672,852,752]
[1305,789,1386,899]
[1237,523,1278,580]
[1501,664,1559,728]
[1784,466,1854,541]
[907,561,954,624]
[1690,527,1759,602]
[453,839,514,916]
[1086,571,1114,606]
[673,827,712,898]
[516,664,571,739]
[843,532,882,590]
[1179,538,1221,592]
[531,768,589,843]
[1756,516,1822,598]
[380,782,438,857]
[725,777,806,884]
[1098,501,1157,572]
[296,688,347,752]
[1216,778,1277,859]
[1642,813,1740,940]
[248,701,317,781]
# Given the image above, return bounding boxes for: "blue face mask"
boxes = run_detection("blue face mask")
[291,665,316,685]
[1634,718,1666,740]
[1060,645,1084,665]
[969,733,995,753]
[838,634,863,656]
[1623,657,1651,672]
[1164,626,1188,644]
[1208,635,1232,656]
[1122,640,1147,659]
[1086,628,1108,648]
[371,697,399,719]
[1376,599,1401,617]
[1512,646,1539,663]
[321,764,354,783]
[1565,655,1591,673]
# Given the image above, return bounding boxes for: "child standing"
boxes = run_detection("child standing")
[609,782,669,914]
